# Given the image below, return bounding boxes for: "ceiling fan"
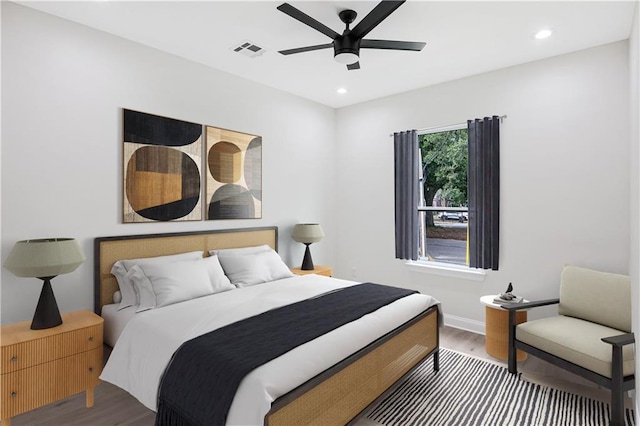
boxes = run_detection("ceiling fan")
[277,1,426,70]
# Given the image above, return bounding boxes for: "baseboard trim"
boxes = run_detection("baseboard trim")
[443,314,485,335]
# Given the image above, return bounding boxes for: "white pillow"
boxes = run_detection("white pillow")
[136,260,214,308]
[209,245,271,257]
[111,261,136,310]
[128,265,156,312]
[219,249,294,287]
[199,255,234,293]
[112,290,122,304]
[111,251,204,310]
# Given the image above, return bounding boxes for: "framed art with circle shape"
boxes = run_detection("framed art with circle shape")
[123,109,203,223]
[205,126,262,220]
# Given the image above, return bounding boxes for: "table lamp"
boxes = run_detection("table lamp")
[292,223,324,270]
[3,238,85,330]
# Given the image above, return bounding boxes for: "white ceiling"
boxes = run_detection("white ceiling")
[17,1,637,108]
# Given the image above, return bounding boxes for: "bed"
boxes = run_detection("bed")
[94,227,440,426]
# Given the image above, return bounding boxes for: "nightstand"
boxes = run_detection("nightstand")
[291,265,333,277]
[480,295,527,362]
[1,310,103,425]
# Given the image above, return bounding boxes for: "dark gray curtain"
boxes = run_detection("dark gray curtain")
[467,116,500,270]
[394,130,419,260]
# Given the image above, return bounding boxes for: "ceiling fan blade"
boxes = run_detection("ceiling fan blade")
[350,1,405,40]
[361,39,426,51]
[277,3,340,40]
[279,43,333,55]
[347,61,361,70]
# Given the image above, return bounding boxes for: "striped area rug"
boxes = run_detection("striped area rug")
[366,348,635,426]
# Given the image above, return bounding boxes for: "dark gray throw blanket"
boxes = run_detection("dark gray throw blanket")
[155,283,417,426]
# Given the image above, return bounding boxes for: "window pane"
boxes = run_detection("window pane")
[425,211,467,265]
[418,128,468,266]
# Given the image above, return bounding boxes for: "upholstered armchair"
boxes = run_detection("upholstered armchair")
[504,265,635,426]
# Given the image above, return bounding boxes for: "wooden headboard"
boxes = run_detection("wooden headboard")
[93,227,278,314]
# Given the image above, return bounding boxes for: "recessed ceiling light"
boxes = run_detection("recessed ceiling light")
[534,29,553,40]
[337,88,347,94]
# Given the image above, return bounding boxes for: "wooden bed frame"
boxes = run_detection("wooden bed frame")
[94,227,440,426]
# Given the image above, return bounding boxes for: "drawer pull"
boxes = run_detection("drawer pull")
[88,336,94,342]
[11,392,17,398]
[10,356,17,362]
[89,367,94,373]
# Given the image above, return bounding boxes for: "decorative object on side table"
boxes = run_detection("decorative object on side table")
[3,238,85,329]
[493,282,523,305]
[291,223,324,270]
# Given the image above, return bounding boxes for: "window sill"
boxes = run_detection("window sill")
[405,260,487,282]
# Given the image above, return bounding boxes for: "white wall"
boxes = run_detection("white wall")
[335,41,631,330]
[0,3,337,324]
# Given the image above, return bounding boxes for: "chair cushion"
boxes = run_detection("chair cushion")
[517,316,635,378]
[558,265,631,332]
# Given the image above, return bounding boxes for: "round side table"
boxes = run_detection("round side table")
[480,295,528,362]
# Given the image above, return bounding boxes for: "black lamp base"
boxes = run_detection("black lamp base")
[31,277,62,330]
[301,243,315,270]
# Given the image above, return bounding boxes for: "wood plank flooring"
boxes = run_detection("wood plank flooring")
[4,326,624,425]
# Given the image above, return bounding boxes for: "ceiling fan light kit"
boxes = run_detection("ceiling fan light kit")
[335,52,359,65]
[277,0,425,70]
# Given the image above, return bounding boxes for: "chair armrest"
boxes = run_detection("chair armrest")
[602,333,635,347]
[501,298,560,311]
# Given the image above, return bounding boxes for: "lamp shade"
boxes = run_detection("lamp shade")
[292,224,324,244]
[3,238,85,278]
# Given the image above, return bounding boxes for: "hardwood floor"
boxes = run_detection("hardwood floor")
[4,326,625,425]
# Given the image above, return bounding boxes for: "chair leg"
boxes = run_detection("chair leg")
[507,310,517,374]
[610,344,624,426]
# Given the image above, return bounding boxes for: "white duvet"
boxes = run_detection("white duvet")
[100,274,439,425]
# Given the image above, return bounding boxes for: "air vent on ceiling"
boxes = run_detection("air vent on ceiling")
[231,40,266,58]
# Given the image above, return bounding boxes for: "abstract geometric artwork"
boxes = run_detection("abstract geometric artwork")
[205,126,262,220]
[123,109,203,222]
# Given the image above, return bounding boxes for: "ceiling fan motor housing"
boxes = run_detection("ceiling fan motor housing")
[334,35,360,62]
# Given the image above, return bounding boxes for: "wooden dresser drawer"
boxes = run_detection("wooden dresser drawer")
[1,324,102,373]
[1,346,102,419]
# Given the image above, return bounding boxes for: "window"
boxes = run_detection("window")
[394,116,501,271]
[418,127,468,266]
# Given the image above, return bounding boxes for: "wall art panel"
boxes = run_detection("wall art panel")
[206,126,262,220]
[123,109,203,223]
